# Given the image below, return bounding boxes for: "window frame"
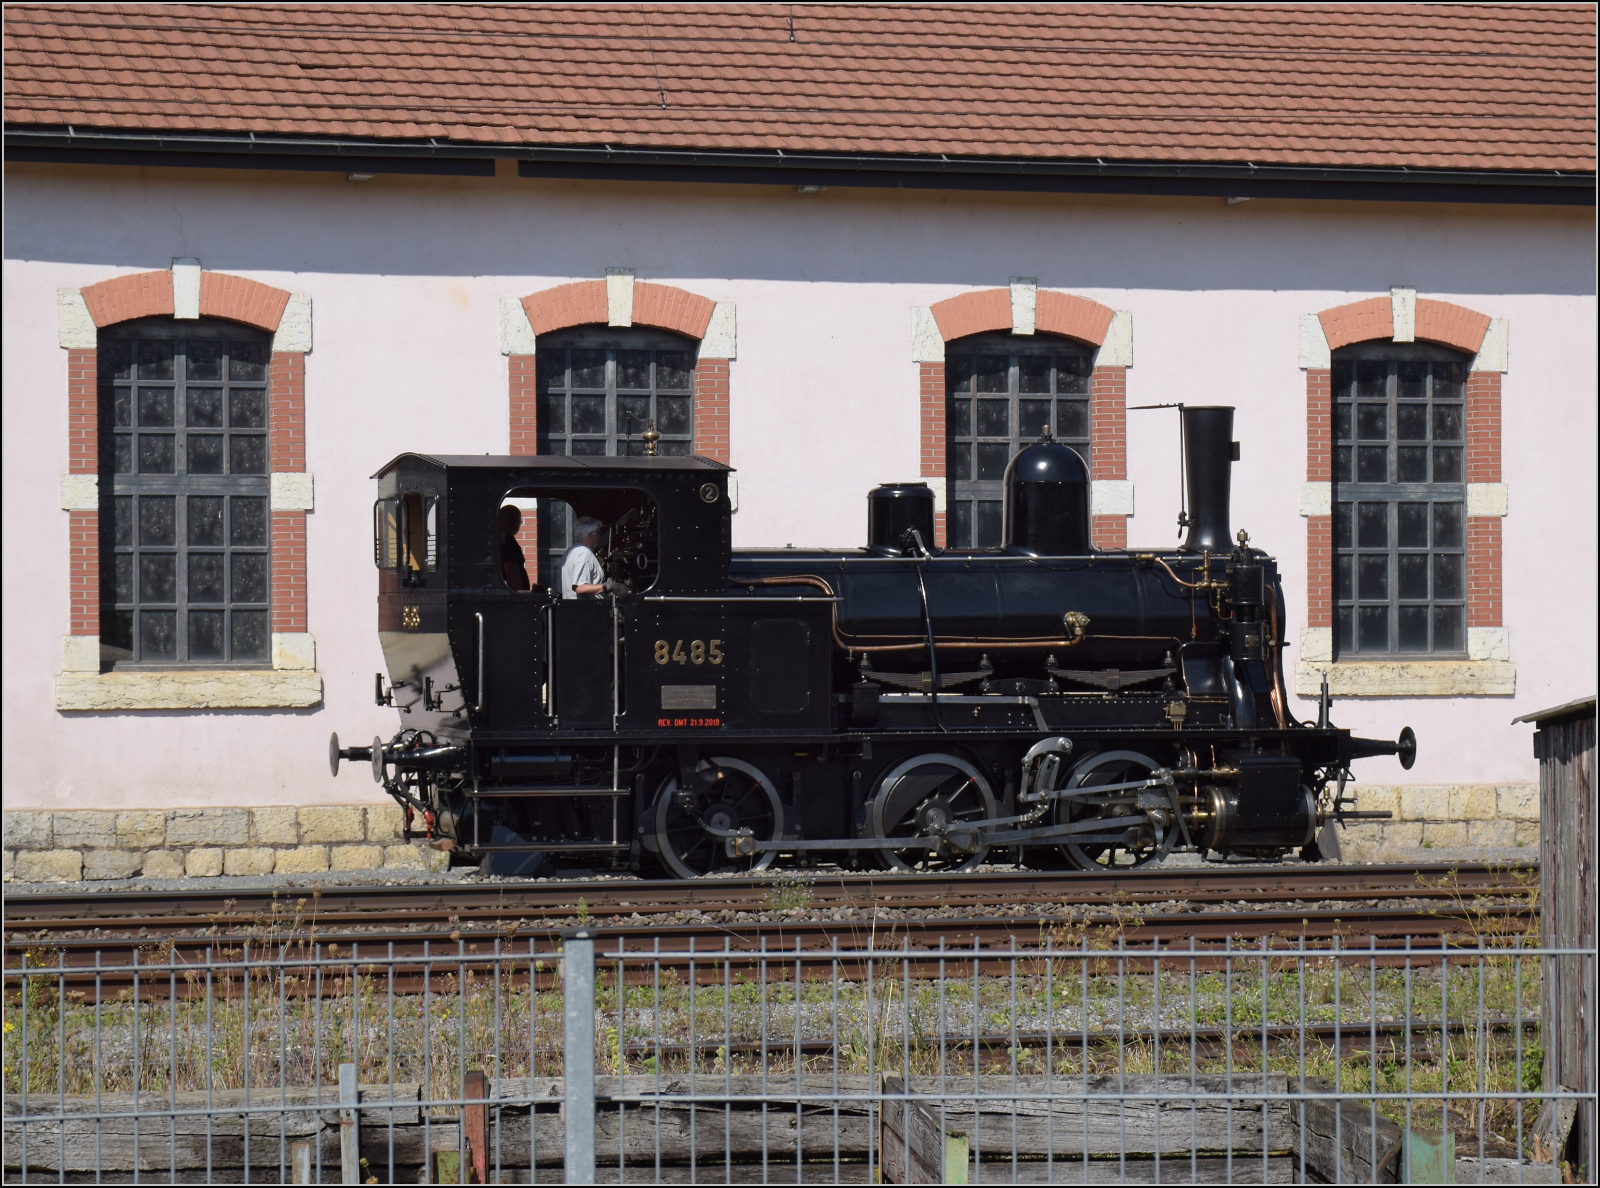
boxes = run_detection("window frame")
[1330,341,1469,659]
[944,331,1093,549]
[98,318,273,669]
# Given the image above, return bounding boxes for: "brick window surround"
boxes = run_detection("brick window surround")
[504,276,733,570]
[1298,292,1511,698]
[55,266,320,711]
[915,287,1130,548]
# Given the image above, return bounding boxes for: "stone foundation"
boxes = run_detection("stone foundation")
[1336,783,1540,862]
[2,804,447,882]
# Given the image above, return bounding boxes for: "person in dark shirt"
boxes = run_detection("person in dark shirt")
[499,505,531,591]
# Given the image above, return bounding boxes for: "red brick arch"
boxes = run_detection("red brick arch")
[78,269,293,330]
[919,287,1126,549]
[519,280,716,340]
[1317,295,1491,354]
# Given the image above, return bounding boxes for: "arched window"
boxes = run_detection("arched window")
[944,332,1092,548]
[1331,342,1468,656]
[534,327,695,584]
[98,318,272,665]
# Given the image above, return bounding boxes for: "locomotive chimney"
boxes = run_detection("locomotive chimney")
[1181,406,1236,553]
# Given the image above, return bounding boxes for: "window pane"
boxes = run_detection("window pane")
[570,439,606,456]
[656,351,691,390]
[1432,502,1462,548]
[231,611,269,661]
[1331,360,1353,395]
[1432,404,1462,442]
[1397,447,1428,482]
[1057,356,1090,395]
[1018,356,1051,394]
[1397,361,1427,399]
[976,443,1010,481]
[570,395,606,434]
[657,396,691,435]
[1357,502,1387,548]
[1396,404,1427,440]
[139,496,176,546]
[976,400,1009,437]
[659,439,692,457]
[1397,503,1429,548]
[140,554,177,603]
[114,554,134,603]
[1057,400,1089,440]
[616,395,650,437]
[1354,360,1386,398]
[114,496,135,546]
[948,399,971,438]
[1398,606,1430,651]
[1433,552,1463,600]
[113,388,133,428]
[1433,605,1463,652]
[975,501,1003,547]
[1334,404,1352,442]
[974,356,1008,393]
[1433,361,1464,399]
[570,349,606,389]
[139,435,175,474]
[950,501,972,548]
[1334,446,1351,483]
[538,393,565,434]
[106,609,133,655]
[1398,553,1428,600]
[948,356,974,393]
[187,340,223,381]
[229,435,266,474]
[1433,447,1462,483]
[189,496,224,546]
[1358,605,1388,650]
[138,388,174,427]
[231,553,268,603]
[188,435,224,474]
[537,351,567,388]
[1335,554,1353,601]
[231,497,267,547]
[103,341,133,380]
[114,436,133,475]
[229,342,267,382]
[188,553,226,603]
[187,388,223,428]
[1019,400,1052,439]
[1333,503,1352,549]
[616,350,651,390]
[1357,446,1387,482]
[1358,554,1388,600]
[138,341,175,380]
[950,443,972,481]
[1356,404,1386,440]
[1335,606,1353,652]
[140,610,177,660]
[229,389,266,429]
[189,610,226,660]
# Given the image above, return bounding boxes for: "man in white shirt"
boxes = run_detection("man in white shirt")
[561,515,615,598]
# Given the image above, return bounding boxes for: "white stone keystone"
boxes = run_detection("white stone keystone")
[1098,311,1134,367]
[1470,318,1509,373]
[910,306,944,362]
[270,472,314,512]
[700,301,737,359]
[1300,482,1332,517]
[1299,627,1334,663]
[1468,627,1510,662]
[271,293,313,353]
[499,295,537,355]
[57,288,97,349]
[60,474,98,511]
[605,267,635,327]
[1090,480,1134,517]
[272,632,317,670]
[1390,287,1416,343]
[61,635,100,673]
[172,258,201,320]
[1467,483,1508,517]
[1009,277,1037,336]
[1298,314,1331,369]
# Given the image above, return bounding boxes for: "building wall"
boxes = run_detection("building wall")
[3,162,1595,815]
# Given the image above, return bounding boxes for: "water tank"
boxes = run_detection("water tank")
[1004,438,1090,555]
[867,483,936,554]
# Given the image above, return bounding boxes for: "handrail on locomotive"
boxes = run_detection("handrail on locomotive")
[331,407,1414,876]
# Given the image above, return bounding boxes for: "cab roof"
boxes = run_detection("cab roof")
[372,453,733,479]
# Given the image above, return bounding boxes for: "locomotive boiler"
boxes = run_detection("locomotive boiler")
[330,406,1413,877]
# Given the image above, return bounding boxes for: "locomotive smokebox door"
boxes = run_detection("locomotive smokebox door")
[551,599,614,728]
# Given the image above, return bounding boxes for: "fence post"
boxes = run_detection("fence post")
[562,927,597,1185]
[339,1062,360,1185]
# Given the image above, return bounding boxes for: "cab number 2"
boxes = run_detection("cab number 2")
[654,639,722,666]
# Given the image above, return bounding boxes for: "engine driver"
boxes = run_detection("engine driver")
[562,515,621,598]
[498,505,530,591]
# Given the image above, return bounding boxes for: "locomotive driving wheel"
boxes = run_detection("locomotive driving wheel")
[1055,750,1170,871]
[868,753,997,873]
[653,757,783,879]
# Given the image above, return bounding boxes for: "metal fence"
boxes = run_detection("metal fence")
[4,929,1594,1184]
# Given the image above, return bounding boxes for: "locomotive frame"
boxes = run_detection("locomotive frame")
[333,408,1413,877]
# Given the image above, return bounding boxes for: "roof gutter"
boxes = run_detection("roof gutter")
[6,126,1593,205]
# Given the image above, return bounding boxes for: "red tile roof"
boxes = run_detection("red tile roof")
[5,3,1594,173]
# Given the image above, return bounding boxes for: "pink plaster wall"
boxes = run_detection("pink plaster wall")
[2,164,1593,809]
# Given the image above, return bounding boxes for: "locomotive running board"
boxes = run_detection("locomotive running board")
[878,692,1049,731]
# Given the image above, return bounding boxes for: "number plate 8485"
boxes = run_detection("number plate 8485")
[654,639,723,666]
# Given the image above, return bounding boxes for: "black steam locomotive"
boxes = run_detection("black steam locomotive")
[331,406,1412,877]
